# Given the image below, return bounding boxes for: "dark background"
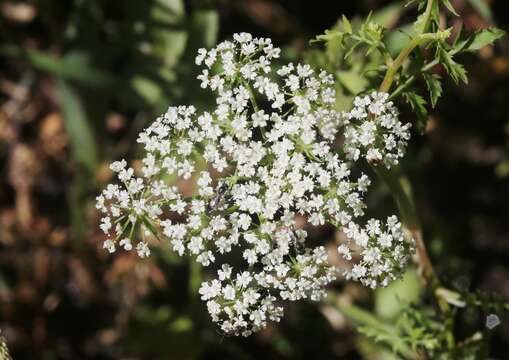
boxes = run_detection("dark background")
[0,0,508,358]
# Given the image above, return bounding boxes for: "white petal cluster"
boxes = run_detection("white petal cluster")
[338,215,414,288]
[343,92,411,168]
[96,33,414,336]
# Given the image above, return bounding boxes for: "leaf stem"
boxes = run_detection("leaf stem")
[379,0,436,93]
[373,165,449,312]
[380,37,421,93]
[376,0,450,311]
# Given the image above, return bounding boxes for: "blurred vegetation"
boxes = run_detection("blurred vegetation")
[0,0,508,359]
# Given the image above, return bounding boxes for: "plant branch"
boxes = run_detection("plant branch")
[379,0,436,93]
[375,0,451,312]
[380,37,421,93]
[373,165,449,312]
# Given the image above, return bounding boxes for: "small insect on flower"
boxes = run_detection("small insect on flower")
[208,181,228,211]
[97,33,414,336]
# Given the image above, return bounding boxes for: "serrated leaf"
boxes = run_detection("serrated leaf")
[423,73,442,107]
[359,326,413,357]
[441,0,459,16]
[438,47,468,84]
[404,92,427,115]
[462,28,505,52]
[311,29,346,45]
[413,13,427,34]
[331,297,416,358]
[403,91,428,132]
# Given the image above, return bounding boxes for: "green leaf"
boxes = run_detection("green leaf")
[153,0,185,22]
[189,261,202,299]
[375,270,422,320]
[58,80,98,172]
[328,295,417,358]
[311,29,347,46]
[372,2,404,28]
[142,216,161,240]
[467,0,494,22]
[435,288,467,307]
[437,46,468,84]
[404,92,427,116]
[386,25,414,54]
[423,73,442,108]
[190,10,219,49]
[462,28,505,52]
[336,68,369,94]
[342,15,352,34]
[403,91,428,132]
[182,9,219,64]
[130,75,164,105]
[151,0,188,66]
[441,0,459,16]
[0,46,115,88]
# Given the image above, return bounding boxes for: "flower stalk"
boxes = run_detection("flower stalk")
[376,0,452,311]
[379,0,436,93]
[374,167,440,290]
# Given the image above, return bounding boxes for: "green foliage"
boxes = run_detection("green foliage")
[375,270,422,320]
[459,27,506,52]
[403,91,428,131]
[467,0,495,22]
[312,13,388,60]
[58,80,98,172]
[437,45,468,84]
[0,46,115,88]
[122,305,202,359]
[312,0,503,132]
[309,1,506,358]
[360,303,489,359]
[441,0,459,16]
[2,0,507,358]
[0,332,12,360]
[423,73,442,108]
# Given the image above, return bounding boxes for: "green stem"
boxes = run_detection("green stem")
[373,165,449,312]
[379,38,422,93]
[388,75,416,100]
[418,0,436,34]
[243,81,259,112]
[376,0,450,312]
[379,0,436,93]
[323,293,418,359]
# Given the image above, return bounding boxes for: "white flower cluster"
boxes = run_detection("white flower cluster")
[338,215,414,288]
[343,92,411,168]
[96,33,414,336]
